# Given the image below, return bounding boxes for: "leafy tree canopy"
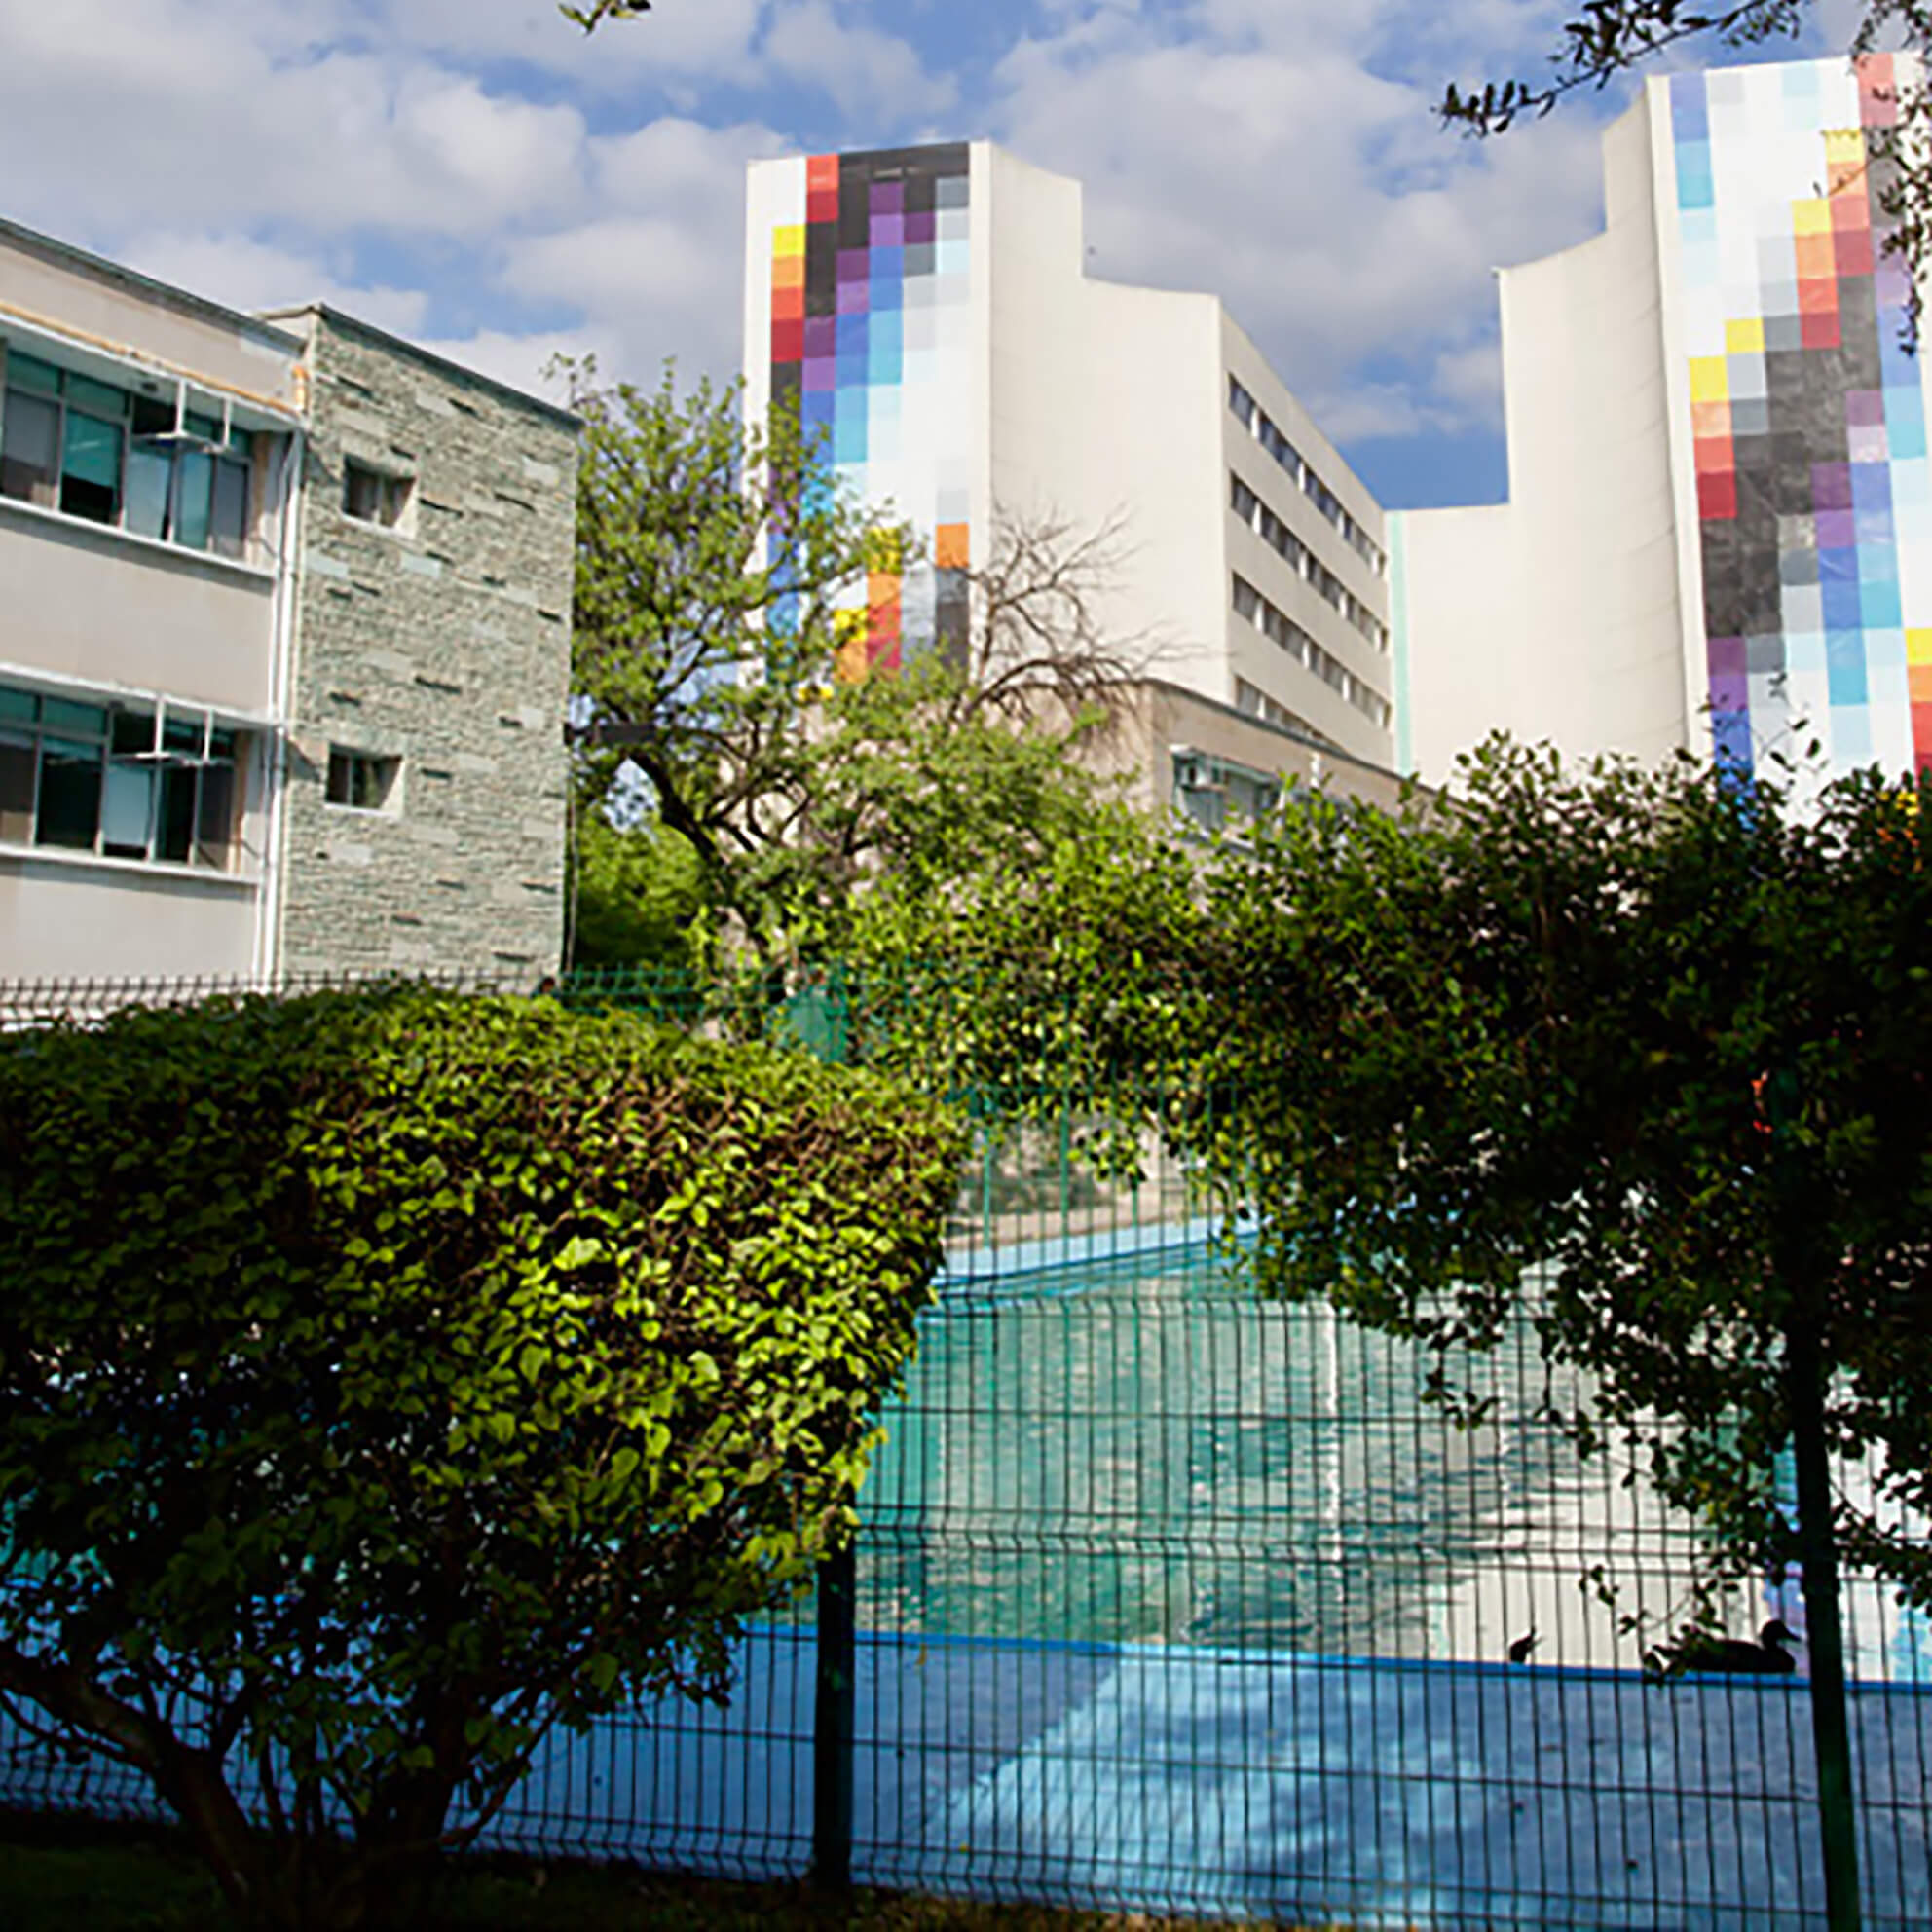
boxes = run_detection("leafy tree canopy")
[565,359,1150,975]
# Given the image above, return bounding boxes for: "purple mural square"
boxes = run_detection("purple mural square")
[803,316,836,357]
[1813,464,1853,511]
[1877,260,1912,306]
[836,247,870,282]
[1708,634,1747,677]
[1710,669,1750,713]
[872,213,906,247]
[1846,390,1886,427]
[1815,508,1857,549]
[836,280,869,315]
[801,356,836,392]
[870,181,905,215]
[905,210,936,244]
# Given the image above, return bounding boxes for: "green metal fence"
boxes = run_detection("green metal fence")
[2,968,1930,1928]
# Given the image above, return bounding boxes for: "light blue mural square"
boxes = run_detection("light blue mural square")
[936,238,971,279]
[936,206,970,242]
[1869,650,1911,715]
[1827,632,1870,707]
[868,346,902,388]
[1679,207,1720,254]
[1834,706,1875,762]
[1785,630,1828,675]
[1857,504,1897,548]
[800,390,835,436]
[1886,402,1927,461]
[1782,60,1820,96]
[1892,461,1932,508]
[832,415,868,464]
[1863,581,1904,627]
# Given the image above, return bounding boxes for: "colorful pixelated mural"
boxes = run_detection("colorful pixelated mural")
[757,143,976,676]
[1669,56,1932,787]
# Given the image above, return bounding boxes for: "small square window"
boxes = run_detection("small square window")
[326,747,399,812]
[342,459,411,529]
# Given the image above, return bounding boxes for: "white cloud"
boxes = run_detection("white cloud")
[762,1,955,119]
[989,0,1607,441]
[120,233,432,339]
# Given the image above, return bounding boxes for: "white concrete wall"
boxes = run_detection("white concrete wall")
[1397,95,1690,782]
[985,146,1228,697]
[0,853,259,980]
[0,503,278,713]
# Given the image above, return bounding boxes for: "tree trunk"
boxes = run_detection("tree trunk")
[1787,1311,1862,1932]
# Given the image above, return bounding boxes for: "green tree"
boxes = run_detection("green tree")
[567,360,1149,974]
[1161,743,1932,1932]
[568,809,707,973]
[0,985,963,1932]
[1441,3,1932,324]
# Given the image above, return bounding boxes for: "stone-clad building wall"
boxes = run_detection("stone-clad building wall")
[273,309,577,978]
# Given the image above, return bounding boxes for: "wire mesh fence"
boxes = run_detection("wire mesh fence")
[0,967,1929,1928]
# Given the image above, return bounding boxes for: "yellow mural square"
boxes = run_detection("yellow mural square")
[1792,198,1831,236]
[1908,628,1932,666]
[1690,356,1729,403]
[1725,317,1765,354]
[771,224,806,258]
[1824,129,1866,166]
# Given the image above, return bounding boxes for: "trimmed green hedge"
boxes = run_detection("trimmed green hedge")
[0,985,965,1928]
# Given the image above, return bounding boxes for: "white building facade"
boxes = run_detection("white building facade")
[743,142,1396,769]
[1394,54,1932,803]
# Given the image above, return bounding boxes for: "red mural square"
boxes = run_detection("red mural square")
[1698,471,1738,520]
[1831,192,1872,232]
[1836,230,1876,277]
[1802,310,1841,350]
[1798,277,1839,315]
[770,317,803,362]
[1695,437,1734,476]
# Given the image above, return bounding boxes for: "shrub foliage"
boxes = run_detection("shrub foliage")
[0,985,964,1930]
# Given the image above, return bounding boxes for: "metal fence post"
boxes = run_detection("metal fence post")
[1789,1313,1861,1932]
[811,1519,858,1886]
[811,979,858,1891]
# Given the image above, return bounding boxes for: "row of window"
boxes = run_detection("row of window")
[0,351,258,562]
[1231,473,1390,650]
[1228,376,1386,576]
[0,684,243,871]
[1233,675,1326,743]
[1232,576,1392,730]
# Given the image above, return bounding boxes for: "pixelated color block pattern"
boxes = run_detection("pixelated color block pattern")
[1671,56,1932,786]
[764,145,975,676]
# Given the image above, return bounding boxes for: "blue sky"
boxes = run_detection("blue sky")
[0,0,1863,509]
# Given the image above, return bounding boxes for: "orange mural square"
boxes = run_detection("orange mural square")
[1794,234,1837,279]
[934,523,970,570]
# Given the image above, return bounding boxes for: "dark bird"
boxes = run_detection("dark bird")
[1653,1618,1801,1678]
[1507,1630,1539,1665]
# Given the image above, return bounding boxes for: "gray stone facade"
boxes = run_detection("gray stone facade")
[273,309,576,980]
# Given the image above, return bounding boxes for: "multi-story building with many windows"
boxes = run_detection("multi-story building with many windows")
[0,217,576,982]
[742,141,1397,777]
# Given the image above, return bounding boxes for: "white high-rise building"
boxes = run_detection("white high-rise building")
[742,141,1397,771]
[1394,53,1932,804]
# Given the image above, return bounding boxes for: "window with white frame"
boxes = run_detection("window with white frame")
[0,349,260,562]
[0,684,246,870]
